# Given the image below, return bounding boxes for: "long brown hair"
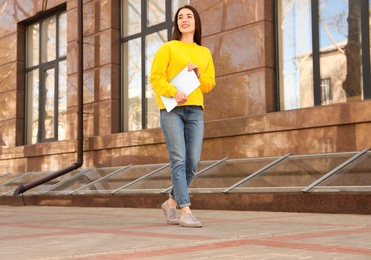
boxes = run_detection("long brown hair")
[172,5,202,46]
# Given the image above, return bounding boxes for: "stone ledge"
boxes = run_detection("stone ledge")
[2,192,370,215]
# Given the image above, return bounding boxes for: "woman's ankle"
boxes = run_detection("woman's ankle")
[181,206,192,216]
[168,198,177,208]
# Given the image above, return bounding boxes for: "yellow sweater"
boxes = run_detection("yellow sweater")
[150,40,216,110]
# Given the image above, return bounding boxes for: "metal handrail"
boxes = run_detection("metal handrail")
[33,168,94,195]
[302,148,369,192]
[223,153,291,193]
[0,171,34,187]
[69,165,132,194]
[111,164,170,194]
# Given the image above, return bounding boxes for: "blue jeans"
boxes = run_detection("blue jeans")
[160,106,204,208]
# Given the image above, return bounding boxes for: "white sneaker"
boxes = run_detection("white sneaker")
[180,213,202,228]
[161,200,179,225]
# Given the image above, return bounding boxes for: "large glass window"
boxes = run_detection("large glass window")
[121,0,189,131]
[25,9,67,144]
[277,0,371,110]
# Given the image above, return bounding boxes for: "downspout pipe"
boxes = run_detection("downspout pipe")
[13,0,84,196]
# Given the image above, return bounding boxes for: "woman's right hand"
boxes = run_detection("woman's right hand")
[175,90,188,104]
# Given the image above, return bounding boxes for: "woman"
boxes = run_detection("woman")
[150,5,216,228]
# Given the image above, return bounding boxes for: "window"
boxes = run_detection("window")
[277,0,371,110]
[25,9,67,144]
[120,0,189,131]
[320,78,332,105]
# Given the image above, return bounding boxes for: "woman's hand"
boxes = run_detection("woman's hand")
[175,90,188,104]
[187,62,201,78]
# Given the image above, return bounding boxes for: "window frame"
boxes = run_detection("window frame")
[120,0,174,131]
[275,0,371,111]
[24,6,67,144]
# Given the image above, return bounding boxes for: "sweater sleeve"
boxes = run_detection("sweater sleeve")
[150,45,178,98]
[198,49,216,94]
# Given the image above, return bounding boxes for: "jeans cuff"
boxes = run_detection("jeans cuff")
[178,203,191,208]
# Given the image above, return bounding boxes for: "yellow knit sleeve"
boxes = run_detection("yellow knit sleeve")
[198,48,216,94]
[150,45,178,98]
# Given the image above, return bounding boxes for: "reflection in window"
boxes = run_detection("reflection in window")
[122,0,141,37]
[320,78,332,105]
[278,0,313,110]
[25,9,67,144]
[319,0,362,104]
[43,68,55,140]
[58,60,67,141]
[58,12,67,57]
[41,16,56,63]
[145,30,167,129]
[121,0,189,131]
[147,0,165,27]
[26,70,39,144]
[26,23,39,67]
[277,0,368,110]
[123,39,142,131]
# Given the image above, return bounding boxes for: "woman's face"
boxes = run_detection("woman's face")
[177,8,195,35]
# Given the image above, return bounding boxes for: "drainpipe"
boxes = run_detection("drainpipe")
[13,0,84,196]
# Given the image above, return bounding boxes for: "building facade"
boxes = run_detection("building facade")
[0,0,371,176]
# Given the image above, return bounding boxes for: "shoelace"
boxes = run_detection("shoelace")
[168,208,177,220]
[186,214,198,222]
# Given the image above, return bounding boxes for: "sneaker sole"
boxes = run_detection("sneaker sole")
[180,223,202,228]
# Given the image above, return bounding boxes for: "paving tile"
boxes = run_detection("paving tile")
[0,206,370,259]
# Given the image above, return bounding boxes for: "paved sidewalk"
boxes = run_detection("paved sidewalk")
[0,205,371,259]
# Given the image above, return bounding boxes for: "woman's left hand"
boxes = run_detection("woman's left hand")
[187,62,201,78]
